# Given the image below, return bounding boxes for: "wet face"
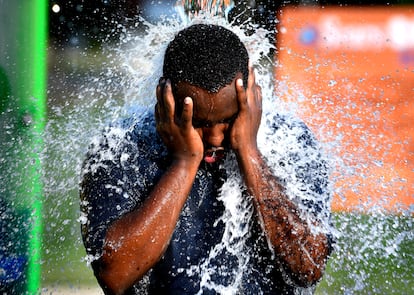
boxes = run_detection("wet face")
[174,74,241,163]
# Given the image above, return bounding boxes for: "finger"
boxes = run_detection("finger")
[154,103,160,123]
[156,77,165,97]
[248,64,256,89]
[156,78,166,109]
[181,97,193,130]
[163,79,175,122]
[235,78,248,112]
[155,103,163,134]
[248,65,262,106]
[156,83,161,102]
[256,86,263,113]
[255,83,262,103]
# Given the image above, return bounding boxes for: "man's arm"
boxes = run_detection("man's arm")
[94,80,203,295]
[231,68,331,287]
[236,150,331,286]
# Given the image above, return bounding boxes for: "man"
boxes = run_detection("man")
[80,24,333,294]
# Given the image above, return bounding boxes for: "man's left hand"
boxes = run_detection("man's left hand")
[230,66,262,154]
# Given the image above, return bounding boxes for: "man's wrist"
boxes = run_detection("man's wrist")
[235,144,261,161]
[171,155,202,172]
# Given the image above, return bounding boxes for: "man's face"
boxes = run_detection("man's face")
[174,75,241,163]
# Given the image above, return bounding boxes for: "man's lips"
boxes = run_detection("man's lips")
[204,147,225,163]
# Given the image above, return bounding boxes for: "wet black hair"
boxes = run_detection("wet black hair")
[163,24,249,93]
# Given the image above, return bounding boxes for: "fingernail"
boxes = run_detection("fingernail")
[184,97,191,104]
[237,79,243,87]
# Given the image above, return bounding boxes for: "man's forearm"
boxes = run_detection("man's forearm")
[97,159,200,294]
[236,148,330,287]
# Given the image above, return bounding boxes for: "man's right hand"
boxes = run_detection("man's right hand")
[99,79,203,293]
[155,78,204,163]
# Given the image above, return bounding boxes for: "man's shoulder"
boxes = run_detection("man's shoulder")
[112,109,158,144]
[261,111,319,149]
[82,110,164,175]
[260,111,332,221]
[79,109,169,258]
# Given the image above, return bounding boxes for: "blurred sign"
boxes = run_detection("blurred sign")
[275,7,414,212]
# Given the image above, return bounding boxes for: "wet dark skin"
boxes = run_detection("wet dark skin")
[96,67,331,295]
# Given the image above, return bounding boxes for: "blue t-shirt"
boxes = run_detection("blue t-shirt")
[80,110,333,294]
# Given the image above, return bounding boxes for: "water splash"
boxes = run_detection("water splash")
[39,8,413,294]
[171,154,254,294]
[180,0,234,20]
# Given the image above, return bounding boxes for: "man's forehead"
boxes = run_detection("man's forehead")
[194,94,238,121]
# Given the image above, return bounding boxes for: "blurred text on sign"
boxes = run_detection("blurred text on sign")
[275,6,414,212]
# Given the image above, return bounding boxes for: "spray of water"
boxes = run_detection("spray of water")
[170,154,254,294]
[181,0,234,18]
[39,4,413,294]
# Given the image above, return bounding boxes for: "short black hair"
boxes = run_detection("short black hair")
[163,24,249,93]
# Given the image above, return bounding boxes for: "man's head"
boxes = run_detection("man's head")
[161,24,251,164]
[163,24,249,93]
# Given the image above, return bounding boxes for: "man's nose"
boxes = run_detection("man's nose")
[203,125,225,147]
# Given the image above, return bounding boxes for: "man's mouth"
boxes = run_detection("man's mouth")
[204,147,225,164]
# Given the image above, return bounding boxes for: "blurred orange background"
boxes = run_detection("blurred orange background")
[275,6,414,212]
